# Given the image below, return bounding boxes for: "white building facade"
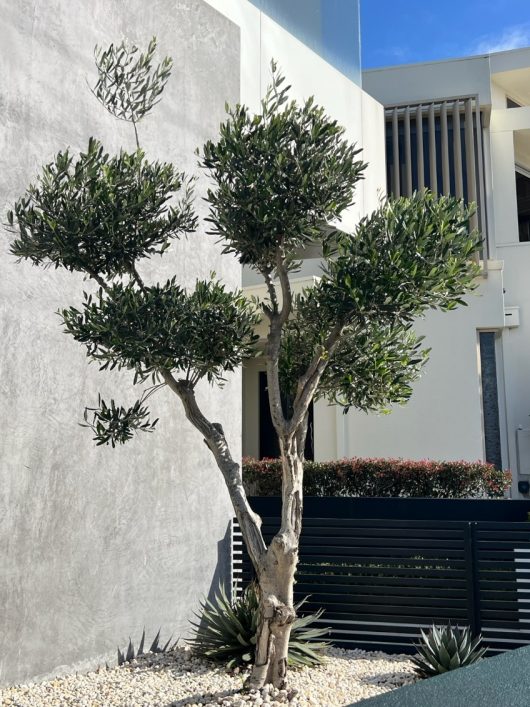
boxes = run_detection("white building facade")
[242,39,530,500]
[362,48,530,498]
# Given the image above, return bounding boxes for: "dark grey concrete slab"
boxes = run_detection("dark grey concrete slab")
[354,646,530,707]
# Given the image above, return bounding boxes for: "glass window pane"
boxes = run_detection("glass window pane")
[248,0,361,85]
[479,332,502,471]
[516,170,530,242]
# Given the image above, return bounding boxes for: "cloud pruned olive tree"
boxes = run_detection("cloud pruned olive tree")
[7,39,481,689]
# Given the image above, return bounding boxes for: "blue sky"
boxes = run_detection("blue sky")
[361,0,530,69]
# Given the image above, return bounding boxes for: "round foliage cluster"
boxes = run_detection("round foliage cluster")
[8,138,197,277]
[61,278,260,385]
[201,66,366,272]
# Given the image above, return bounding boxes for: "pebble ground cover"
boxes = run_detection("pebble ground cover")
[1,646,416,707]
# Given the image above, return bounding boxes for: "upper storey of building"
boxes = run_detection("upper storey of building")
[362,47,530,260]
[248,0,361,85]
[363,46,530,111]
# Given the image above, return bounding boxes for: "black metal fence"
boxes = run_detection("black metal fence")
[232,497,530,654]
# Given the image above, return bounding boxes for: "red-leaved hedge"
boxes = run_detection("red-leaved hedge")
[242,457,511,499]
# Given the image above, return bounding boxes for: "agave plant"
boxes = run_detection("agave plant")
[189,583,329,669]
[117,628,176,665]
[412,624,486,678]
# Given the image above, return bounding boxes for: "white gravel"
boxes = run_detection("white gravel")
[1,646,416,707]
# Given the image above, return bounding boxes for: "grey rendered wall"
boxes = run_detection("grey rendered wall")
[0,0,240,684]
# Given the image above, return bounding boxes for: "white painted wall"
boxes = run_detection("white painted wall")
[363,50,530,496]
[498,246,530,485]
[340,265,505,462]
[364,56,493,108]
[488,73,530,494]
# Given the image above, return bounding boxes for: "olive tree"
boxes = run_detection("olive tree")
[7,39,480,689]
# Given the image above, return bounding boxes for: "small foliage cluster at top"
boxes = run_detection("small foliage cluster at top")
[243,457,511,499]
[93,37,173,142]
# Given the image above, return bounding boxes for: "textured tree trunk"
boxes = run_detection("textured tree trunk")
[247,438,304,690]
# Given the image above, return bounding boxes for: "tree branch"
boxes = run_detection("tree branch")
[260,268,279,320]
[87,268,112,294]
[276,250,292,327]
[263,250,293,439]
[160,369,267,571]
[130,264,147,293]
[288,322,344,435]
[132,119,140,150]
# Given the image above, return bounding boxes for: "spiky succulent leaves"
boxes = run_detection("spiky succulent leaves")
[412,624,487,678]
[189,583,259,669]
[288,597,329,668]
[81,392,159,447]
[93,36,173,126]
[189,584,328,669]
[150,629,162,653]
[148,628,174,654]
[137,630,145,657]
[61,279,260,387]
[200,61,366,272]
[117,628,175,666]
[8,139,197,277]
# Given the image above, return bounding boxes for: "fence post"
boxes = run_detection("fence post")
[229,518,235,603]
[464,521,481,636]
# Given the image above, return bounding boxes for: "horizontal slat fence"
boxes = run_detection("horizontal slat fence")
[232,498,530,654]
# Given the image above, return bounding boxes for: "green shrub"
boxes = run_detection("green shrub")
[412,624,486,678]
[243,457,510,499]
[189,583,329,669]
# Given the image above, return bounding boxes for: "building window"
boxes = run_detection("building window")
[516,169,530,242]
[258,372,314,460]
[507,97,522,109]
[479,332,502,470]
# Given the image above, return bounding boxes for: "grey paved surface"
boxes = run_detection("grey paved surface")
[354,646,530,707]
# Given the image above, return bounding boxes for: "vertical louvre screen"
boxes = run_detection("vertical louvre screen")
[385,96,486,263]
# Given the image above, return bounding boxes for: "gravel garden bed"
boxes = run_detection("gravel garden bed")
[1,646,416,707]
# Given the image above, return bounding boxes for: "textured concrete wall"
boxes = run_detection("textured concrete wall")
[0,0,240,684]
